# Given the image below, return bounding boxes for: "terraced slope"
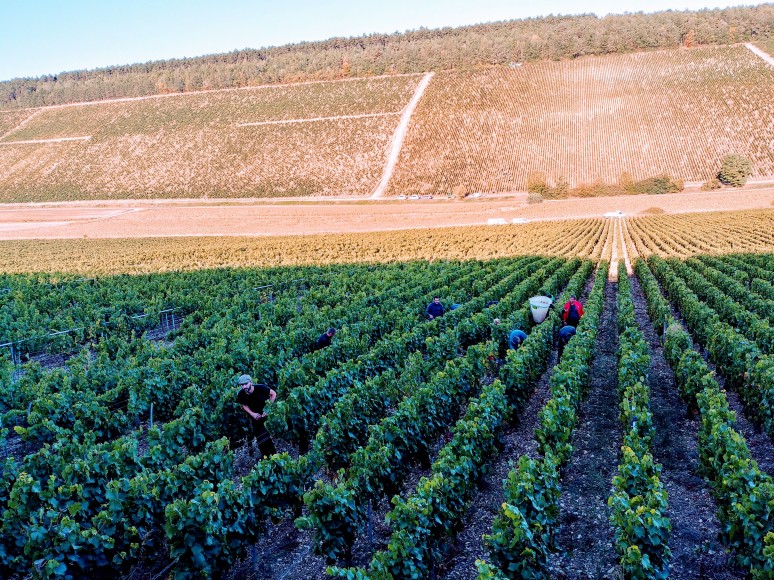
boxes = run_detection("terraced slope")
[0,76,420,201]
[1,45,774,202]
[387,45,774,195]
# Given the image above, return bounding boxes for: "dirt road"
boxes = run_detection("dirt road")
[0,186,772,240]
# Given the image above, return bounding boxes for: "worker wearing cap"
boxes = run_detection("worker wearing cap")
[508,329,528,350]
[558,325,577,362]
[236,374,277,458]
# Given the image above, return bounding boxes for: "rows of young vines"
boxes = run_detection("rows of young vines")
[1,216,773,578]
[0,217,611,275]
[0,76,420,201]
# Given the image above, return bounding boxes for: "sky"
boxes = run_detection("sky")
[0,0,747,81]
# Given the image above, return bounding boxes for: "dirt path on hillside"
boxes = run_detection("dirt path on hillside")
[746,43,774,67]
[629,275,744,579]
[371,72,434,198]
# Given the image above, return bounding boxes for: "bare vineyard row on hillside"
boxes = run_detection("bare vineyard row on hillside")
[0,115,399,199]
[387,45,774,195]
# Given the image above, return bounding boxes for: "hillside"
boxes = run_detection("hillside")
[1,5,773,109]
[0,75,420,200]
[1,44,773,202]
[388,44,774,193]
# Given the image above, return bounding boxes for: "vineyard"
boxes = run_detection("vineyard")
[1,45,774,201]
[0,75,421,201]
[0,209,772,275]
[387,45,774,195]
[0,242,773,578]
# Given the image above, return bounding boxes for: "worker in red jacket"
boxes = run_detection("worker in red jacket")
[561,295,584,328]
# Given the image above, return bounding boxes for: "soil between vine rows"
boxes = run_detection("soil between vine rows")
[629,275,744,579]
[133,269,774,580]
[437,348,558,578]
[549,280,621,579]
[191,270,774,580]
[225,353,483,579]
[654,273,774,478]
[435,274,596,578]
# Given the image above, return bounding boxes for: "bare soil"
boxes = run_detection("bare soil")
[550,280,621,579]
[659,282,774,477]
[629,275,744,579]
[437,274,596,579]
[438,348,558,579]
[1,186,773,240]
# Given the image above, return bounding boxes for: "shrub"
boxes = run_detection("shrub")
[718,154,752,187]
[552,176,569,197]
[629,174,683,195]
[701,177,722,191]
[574,179,617,197]
[527,192,544,204]
[527,172,549,195]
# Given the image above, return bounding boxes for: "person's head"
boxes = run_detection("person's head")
[433,297,440,304]
[513,336,523,347]
[493,318,500,326]
[570,295,576,301]
[326,327,336,337]
[238,374,253,392]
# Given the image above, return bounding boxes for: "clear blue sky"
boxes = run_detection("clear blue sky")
[1,0,745,81]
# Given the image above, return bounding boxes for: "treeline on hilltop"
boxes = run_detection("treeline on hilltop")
[2,5,774,109]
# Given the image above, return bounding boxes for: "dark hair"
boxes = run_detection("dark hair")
[327,327,336,334]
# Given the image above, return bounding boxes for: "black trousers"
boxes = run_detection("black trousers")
[249,418,277,458]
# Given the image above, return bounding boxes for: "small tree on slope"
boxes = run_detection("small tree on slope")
[718,154,752,187]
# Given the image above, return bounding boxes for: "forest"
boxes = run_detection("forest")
[1,5,773,109]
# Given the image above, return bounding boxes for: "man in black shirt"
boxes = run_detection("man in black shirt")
[316,327,336,350]
[236,374,277,458]
[425,297,445,320]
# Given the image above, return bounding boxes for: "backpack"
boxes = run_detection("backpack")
[566,302,580,325]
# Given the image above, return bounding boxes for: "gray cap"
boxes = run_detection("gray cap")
[237,374,252,385]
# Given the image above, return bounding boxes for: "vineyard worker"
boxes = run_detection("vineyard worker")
[425,297,445,320]
[316,327,337,350]
[561,295,584,328]
[508,329,528,350]
[236,374,277,458]
[558,325,577,362]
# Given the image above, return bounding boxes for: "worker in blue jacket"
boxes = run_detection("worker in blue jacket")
[508,329,528,349]
[558,325,577,361]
